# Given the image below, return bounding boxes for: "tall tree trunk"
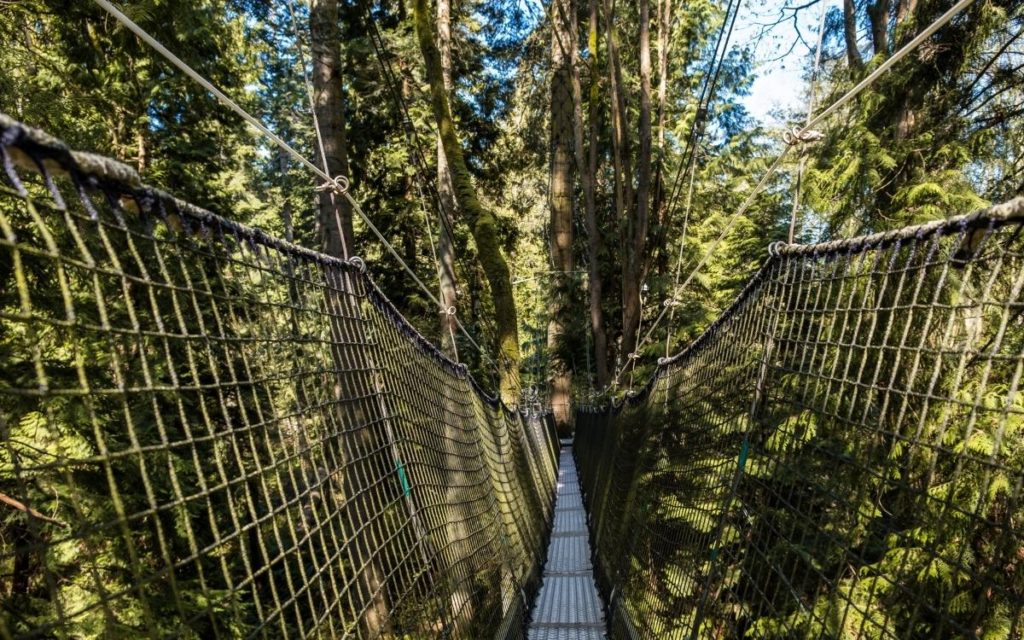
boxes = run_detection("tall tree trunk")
[549,0,575,432]
[311,0,354,259]
[621,0,653,367]
[843,0,863,72]
[437,0,459,359]
[413,0,522,404]
[578,0,609,388]
[604,0,634,370]
[656,0,670,152]
[311,5,391,636]
[651,0,671,235]
[868,0,890,57]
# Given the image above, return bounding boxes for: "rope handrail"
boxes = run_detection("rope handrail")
[606,196,1024,410]
[0,113,560,639]
[618,0,981,381]
[577,195,1024,637]
[0,114,494,396]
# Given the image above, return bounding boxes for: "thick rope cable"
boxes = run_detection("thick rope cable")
[91,0,496,372]
[613,0,979,383]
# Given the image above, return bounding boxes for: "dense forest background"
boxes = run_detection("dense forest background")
[0,0,1021,416]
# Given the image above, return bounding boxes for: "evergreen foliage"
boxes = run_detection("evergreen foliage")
[0,0,1023,635]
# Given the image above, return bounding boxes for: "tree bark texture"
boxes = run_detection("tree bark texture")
[413,0,522,404]
[549,0,575,432]
[604,0,635,373]
[620,0,653,368]
[436,0,460,359]
[844,0,864,71]
[310,0,355,259]
[579,0,610,388]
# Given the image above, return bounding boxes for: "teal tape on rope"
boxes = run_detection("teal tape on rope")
[396,458,411,497]
[737,434,750,476]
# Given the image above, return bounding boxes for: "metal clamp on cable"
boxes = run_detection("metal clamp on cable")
[663,297,681,308]
[315,174,350,195]
[440,306,456,316]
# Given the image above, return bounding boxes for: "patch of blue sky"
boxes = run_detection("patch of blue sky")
[733,0,841,126]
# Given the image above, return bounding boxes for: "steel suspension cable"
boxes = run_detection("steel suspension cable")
[363,9,462,249]
[361,6,465,361]
[660,0,741,235]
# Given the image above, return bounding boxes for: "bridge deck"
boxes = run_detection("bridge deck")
[528,444,607,639]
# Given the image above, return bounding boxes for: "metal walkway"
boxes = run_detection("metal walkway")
[528,444,607,639]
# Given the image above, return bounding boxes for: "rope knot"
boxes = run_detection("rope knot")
[315,174,350,195]
[768,241,788,257]
[783,127,824,146]
[347,256,367,273]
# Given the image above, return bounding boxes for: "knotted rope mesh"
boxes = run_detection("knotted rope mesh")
[0,115,558,639]
[577,198,1024,639]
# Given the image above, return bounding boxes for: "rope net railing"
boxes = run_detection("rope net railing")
[0,115,559,639]
[576,196,1024,639]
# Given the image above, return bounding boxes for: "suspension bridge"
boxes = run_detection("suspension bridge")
[1,0,1024,635]
[3,108,1024,639]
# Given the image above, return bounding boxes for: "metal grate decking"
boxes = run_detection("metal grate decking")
[528,444,607,639]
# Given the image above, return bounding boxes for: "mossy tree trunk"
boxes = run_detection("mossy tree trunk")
[577,0,610,389]
[412,0,521,404]
[604,0,636,368]
[549,0,575,432]
[436,0,460,360]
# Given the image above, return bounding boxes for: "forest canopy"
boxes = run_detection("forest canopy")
[0,0,1021,410]
[1,0,1024,638]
